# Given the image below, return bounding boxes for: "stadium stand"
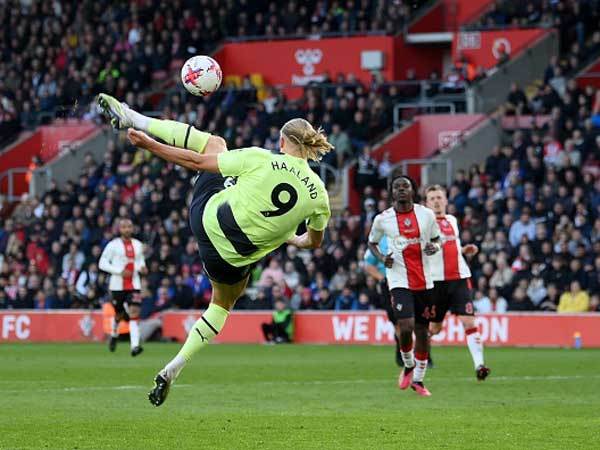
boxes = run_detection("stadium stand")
[0,0,429,136]
[1,0,600,320]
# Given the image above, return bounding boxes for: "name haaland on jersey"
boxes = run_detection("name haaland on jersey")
[270,159,319,199]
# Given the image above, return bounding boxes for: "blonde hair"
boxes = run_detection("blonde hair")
[425,184,446,196]
[281,118,334,162]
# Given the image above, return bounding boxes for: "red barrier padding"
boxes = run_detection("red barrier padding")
[2,311,595,347]
[213,36,443,99]
[453,29,548,70]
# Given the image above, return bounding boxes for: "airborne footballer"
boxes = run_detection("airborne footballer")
[98,94,332,406]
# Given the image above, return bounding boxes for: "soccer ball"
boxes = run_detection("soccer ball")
[180,55,222,96]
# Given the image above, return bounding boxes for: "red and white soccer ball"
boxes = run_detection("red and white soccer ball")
[180,55,222,96]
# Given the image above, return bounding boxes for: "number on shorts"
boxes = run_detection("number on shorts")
[261,183,298,217]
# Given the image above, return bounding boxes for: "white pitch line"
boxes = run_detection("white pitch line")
[251,374,600,386]
[3,375,600,394]
[1,384,192,394]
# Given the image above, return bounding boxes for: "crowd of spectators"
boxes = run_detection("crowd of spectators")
[459,48,600,313]
[3,60,600,315]
[157,70,442,169]
[446,0,600,97]
[476,0,600,55]
[0,0,427,146]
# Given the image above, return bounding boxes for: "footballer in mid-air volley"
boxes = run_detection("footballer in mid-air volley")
[97,55,333,405]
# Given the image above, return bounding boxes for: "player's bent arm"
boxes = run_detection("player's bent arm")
[98,245,121,276]
[127,128,221,173]
[424,214,442,255]
[364,263,385,282]
[287,228,324,249]
[367,242,386,263]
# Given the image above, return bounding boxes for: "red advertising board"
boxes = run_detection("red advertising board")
[215,36,395,90]
[452,29,548,70]
[0,311,104,342]
[162,311,599,348]
[3,311,599,348]
[214,36,443,98]
[410,0,496,33]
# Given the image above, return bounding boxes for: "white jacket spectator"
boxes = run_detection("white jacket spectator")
[282,262,300,290]
[62,243,85,274]
[474,289,508,313]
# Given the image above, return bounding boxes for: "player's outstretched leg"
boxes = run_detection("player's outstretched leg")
[461,316,490,381]
[411,322,432,397]
[97,94,133,129]
[396,318,416,389]
[148,277,248,407]
[427,338,434,369]
[394,333,404,367]
[147,302,229,406]
[128,303,143,357]
[108,315,120,352]
[97,93,218,154]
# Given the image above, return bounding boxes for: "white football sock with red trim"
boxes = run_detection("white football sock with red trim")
[466,327,484,368]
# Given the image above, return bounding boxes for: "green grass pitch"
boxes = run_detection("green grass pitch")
[1,343,599,449]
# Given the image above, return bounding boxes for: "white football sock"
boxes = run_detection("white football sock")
[413,352,429,382]
[401,349,415,368]
[126,107,151,132]
[162,355,187,382]
[466,327,484,368]
[111,318,119,338]
[129,319,140,349]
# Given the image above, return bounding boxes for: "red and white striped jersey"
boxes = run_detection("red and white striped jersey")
[368,205,440,291]
[99,238,146,291]
[428,214,471,281]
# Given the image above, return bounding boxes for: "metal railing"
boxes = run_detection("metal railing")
[0,168,30,202]
[224,29,389,44]
[387,159,453,188]
[309,161,341,195]
[393,101,457,130]
[163,79,441,108]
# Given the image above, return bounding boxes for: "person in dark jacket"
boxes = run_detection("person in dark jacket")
[11,286,35,309]
[508,286,535,311]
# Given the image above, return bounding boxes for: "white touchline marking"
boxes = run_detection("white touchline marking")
[3,375,600,393]
[252,374,600,386]
[1,384,193,394]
